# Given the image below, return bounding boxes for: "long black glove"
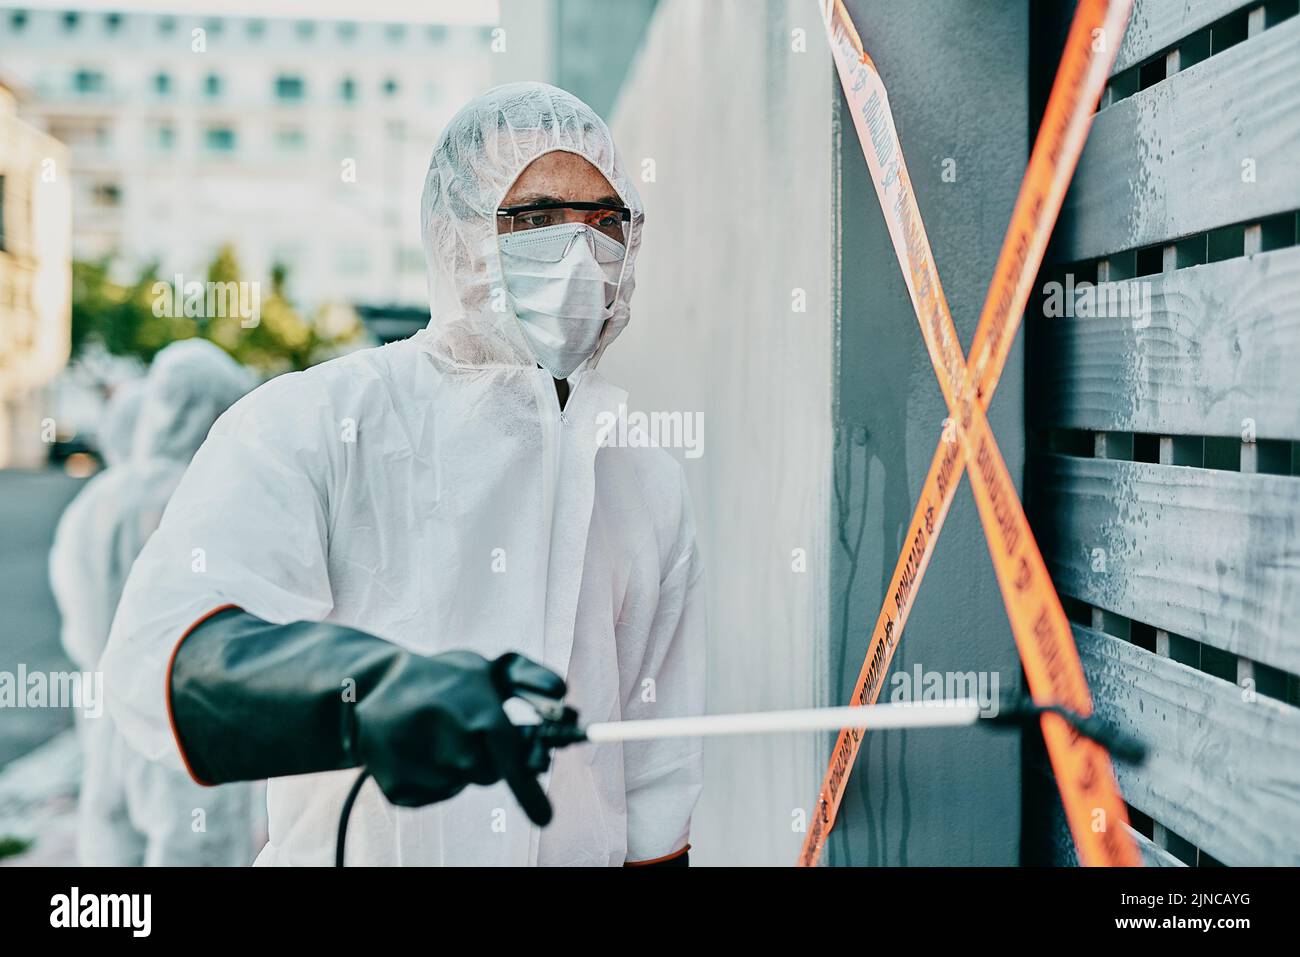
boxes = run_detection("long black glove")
[169,607,565,825]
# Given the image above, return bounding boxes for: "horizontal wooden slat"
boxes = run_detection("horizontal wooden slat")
[1112,0,1255,74]
[1033,247,1300,439]
[1036,454,1300,673]
[1054,16,1300,262]
[1074,624,1300,865]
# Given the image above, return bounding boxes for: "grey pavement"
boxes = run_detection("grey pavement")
[0,729,79,865]
[0,468,87,865]
[0,468,85,767]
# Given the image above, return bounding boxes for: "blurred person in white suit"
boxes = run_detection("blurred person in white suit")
[51,338,257,865]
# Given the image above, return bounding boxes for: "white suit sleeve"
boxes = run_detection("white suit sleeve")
[622,467,706,863]
[49,483,114,672]
[100,375,336,769]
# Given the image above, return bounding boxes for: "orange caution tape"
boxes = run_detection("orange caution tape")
[801,0,1139,867]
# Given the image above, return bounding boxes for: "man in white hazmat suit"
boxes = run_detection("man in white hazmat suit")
[101,83,706,867]
[50,339,257,865]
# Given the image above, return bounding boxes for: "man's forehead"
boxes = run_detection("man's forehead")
[506,191,623,207]
[503,151,619,205]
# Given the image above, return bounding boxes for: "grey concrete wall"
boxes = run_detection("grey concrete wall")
[605,0,836,865]
[826,0,1028,866]
[605,0,1028,865]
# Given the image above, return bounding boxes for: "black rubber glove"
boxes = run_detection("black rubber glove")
[169,608,565,825]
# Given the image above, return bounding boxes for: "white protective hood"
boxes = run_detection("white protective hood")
[97,379,144,468]
[419,81,642,373]
[102,83,704,867]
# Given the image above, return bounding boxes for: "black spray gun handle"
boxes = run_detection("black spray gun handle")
[489,653,587,774]
[514,695,585,774]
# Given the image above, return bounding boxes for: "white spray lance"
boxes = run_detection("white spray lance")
[512,688,1145,760]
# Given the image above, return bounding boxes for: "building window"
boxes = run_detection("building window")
[247,19,265,39]
[10,11,28,32]
[73,70,107,95]
[426,25,446,44]
[295,21,315,40]
[339,76,356,103]
[205,19,223,36]
[155,123,175,150]
[91,182,122,208]
[382,77,399,98]
[159,16,176,35]
[337,21,357,42]
[386,24,406,43]
[398,247,425,274]
[204,74,222,98]
[153,72,172,96]
[105,13,122,32]
[274,75,305,101]
[204,126,237,153]
[337,245,371,276]
[274,127,306,152]
[62,12,79,32]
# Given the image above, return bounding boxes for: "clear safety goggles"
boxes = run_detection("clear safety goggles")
[496,200,631,244]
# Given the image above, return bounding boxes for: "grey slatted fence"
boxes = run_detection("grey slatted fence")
[1027,0,1300,866]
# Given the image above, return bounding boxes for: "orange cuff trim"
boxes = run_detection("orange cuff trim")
[625,844,690,867]
[165,602,239,787]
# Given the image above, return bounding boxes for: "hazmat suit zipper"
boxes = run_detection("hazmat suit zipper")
[527,368,568,865]
[532,368,565,653]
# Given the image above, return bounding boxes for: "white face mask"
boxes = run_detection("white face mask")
[498,222,626,379]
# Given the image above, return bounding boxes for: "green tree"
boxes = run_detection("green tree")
[71,257,198,363]
[70,246,366,373]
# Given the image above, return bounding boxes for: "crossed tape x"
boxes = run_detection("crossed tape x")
[800,0,1140,868]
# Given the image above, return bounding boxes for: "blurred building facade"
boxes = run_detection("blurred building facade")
[0,7,495,308]
[0,72,72,468]
[488,0,658,121]
[549,0,658,119]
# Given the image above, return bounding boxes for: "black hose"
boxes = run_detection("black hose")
[336,769,371,867]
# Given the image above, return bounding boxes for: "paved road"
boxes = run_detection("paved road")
[0,468,87,768]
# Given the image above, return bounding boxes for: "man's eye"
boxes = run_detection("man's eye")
[521,213,553,229]
[596,214,619,228]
